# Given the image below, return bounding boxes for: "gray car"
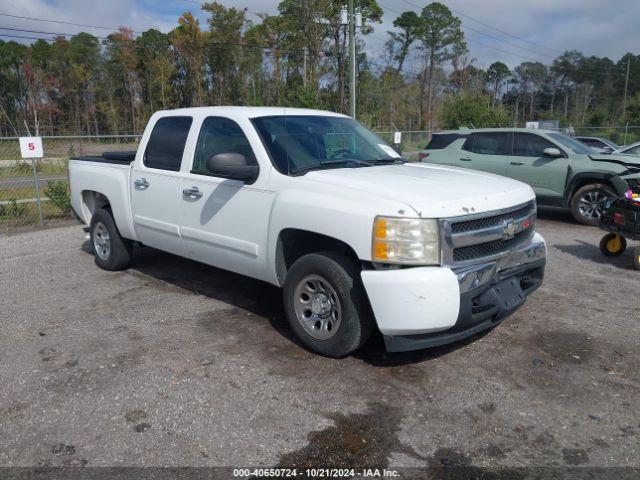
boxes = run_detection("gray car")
[575,136,619,154]
[613,141,640,156]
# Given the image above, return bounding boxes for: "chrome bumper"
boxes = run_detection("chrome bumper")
[454,232,547,294]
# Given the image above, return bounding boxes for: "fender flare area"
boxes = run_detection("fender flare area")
[564,172,618,203]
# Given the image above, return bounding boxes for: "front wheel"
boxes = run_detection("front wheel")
[282,252,373,358]
[570,184,616,226]
[599,233,627,257]
[90,208,133,271]
[633,247,640,270]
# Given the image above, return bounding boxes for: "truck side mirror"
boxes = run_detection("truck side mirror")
[206,152,259,183]
[543,147,563,158]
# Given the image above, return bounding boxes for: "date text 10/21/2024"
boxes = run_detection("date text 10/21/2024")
[232,468,401,478]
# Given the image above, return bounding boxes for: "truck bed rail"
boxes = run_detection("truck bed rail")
[71,151,136,165]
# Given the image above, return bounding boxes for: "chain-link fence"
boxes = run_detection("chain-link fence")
[0,135,141,232]
[5,126,635,231]
[373,131,430,161]
[378,126,640,153]
[0,131,430,231]
[570,126,640,147]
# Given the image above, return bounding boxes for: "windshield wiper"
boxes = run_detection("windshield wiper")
[366,157,405,164]
[289,159,373,175]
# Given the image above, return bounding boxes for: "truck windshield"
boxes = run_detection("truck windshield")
[251,115,403,175]
[548,133,596,155]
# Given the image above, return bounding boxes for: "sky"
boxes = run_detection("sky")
[1,0,638,72]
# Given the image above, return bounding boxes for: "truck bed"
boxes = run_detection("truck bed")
[71,151,136,165]
[69,151,136,239]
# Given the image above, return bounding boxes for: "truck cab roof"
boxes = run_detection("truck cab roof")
[151,106,349,119]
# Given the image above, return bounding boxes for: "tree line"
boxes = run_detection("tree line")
[1,1,639,137]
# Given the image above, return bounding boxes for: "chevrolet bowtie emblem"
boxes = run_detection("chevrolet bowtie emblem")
[503,220,516,240]
[502,217,532,239]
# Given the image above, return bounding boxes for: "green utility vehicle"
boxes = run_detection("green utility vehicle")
[420,128,640,225]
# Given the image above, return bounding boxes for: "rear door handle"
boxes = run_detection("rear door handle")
[182,186,203,199]
[510,161,524,166]
[460,157,472,162]
[134,178,149,189]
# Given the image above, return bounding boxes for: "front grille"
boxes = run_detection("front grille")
[451,203,533,233]
[442,201,537,266]
[453,229,533,262]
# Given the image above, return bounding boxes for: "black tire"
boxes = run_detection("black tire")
[633,247,640,271]
[570,183,616,226]
[599,233,627,257]
[282,252,373,358]
[90,208,133,271]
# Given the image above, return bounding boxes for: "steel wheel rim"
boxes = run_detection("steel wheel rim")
[293,274,342,340]
[93,222,111,261]
[577,190,610,220]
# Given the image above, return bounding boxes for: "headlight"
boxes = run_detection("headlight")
[372,216,440,265]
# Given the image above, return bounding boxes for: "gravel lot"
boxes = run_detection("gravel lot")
[1,209,639,475]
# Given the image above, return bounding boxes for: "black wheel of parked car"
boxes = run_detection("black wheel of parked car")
[599,233,627,257]
[283,251,373,358]
[570,183,617,226]
[90,208,133,271]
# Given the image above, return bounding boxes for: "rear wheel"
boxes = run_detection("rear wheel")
[570,183,616,226]
[283,252,372,358]
[90,208,133,271]
[599,233,627,257]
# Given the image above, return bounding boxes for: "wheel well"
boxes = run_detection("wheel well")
[81,191,111,220]
[567,177,614,202]
[275,229,360,285]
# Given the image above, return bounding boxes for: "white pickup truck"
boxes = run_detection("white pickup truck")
[69,107,546,357]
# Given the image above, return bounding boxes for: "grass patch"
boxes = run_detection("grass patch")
[0,178,71,229]
[0,159,68,179]
[44,180,71,212]
[0,186,43,202]
[0,199,71,228]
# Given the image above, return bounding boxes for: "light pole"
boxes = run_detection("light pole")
[340,4,362,118]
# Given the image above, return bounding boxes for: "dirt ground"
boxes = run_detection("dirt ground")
[0,209,638,477]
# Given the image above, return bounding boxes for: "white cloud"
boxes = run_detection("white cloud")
[0,0,177,40]
[364,0,640,70]
[1,0,636,71]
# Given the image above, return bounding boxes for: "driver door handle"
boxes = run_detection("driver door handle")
[460,157,472,162]
[182,186,203,199]
[510,161,524,166]
[134,178,149,189]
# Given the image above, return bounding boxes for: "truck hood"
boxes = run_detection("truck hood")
[305,163,535,218]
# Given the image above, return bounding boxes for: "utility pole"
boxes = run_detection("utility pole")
[348,0,356,118]
[341,4,362,118]
[303,47,308,88]
[622,57,631,118]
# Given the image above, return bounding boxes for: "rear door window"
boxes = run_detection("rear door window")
[462,132,510,155]
[513,133,556,157]
[144,116,193,171]
[425,133,466,150]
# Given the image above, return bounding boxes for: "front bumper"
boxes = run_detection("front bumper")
[361,232,546,352]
